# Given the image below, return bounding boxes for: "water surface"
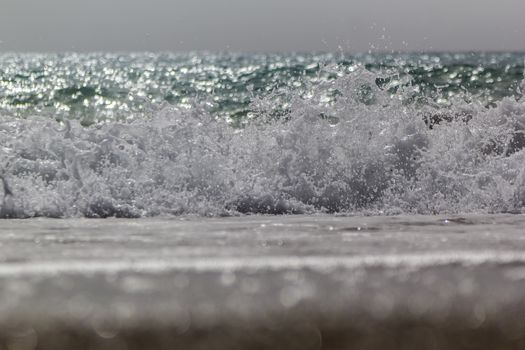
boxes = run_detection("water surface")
[2,53,525,217]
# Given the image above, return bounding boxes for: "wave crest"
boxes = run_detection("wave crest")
[1,65,525,217]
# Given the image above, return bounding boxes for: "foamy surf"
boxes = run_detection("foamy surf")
[1,53,525,217]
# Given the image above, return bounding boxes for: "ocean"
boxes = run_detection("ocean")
[2,52,525,348]
[1,52,525,218]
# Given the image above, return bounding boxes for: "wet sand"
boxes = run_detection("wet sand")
[1,214,525,349]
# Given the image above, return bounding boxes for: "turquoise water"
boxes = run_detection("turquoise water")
[1,53,523,124]
[1,52,525,217]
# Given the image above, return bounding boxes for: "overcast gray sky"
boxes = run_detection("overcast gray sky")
[1,0,525,53]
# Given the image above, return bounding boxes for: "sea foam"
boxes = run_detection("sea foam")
[1,64,525,218]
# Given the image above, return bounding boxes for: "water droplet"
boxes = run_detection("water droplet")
[92,317,121,339]
[120,276,155,294]
[220,271,236,286]
[280,286,302,308]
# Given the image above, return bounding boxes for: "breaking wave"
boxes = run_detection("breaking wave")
[2,64,525,218]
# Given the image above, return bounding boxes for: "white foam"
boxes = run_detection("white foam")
[1,65,525,217]
[0,251,524,277]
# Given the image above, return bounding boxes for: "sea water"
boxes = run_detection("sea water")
[2,214,525,348]
[1,52,525,218]
[3,54,525,347]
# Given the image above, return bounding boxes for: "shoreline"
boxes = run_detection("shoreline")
[1,214,525,349]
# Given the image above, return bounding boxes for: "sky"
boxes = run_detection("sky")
[1,0,525,53]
